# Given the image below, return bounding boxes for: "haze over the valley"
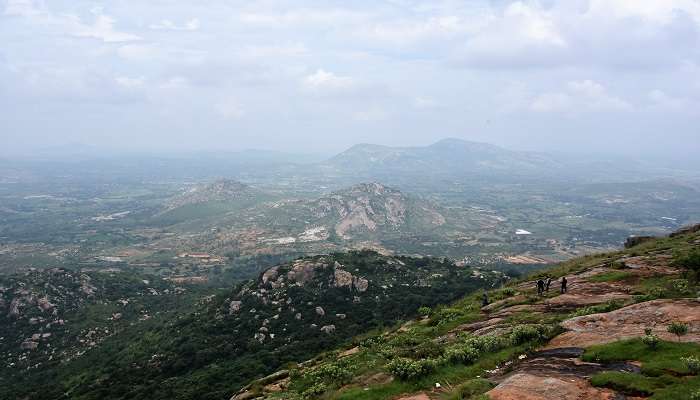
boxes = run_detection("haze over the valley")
[1,0,700,164]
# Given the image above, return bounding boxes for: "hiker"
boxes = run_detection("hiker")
[537,279,545,296]
[545,277,552,292]
[561,276,568,293]
[482,292,489,307]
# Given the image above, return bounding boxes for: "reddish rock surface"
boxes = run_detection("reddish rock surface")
[487,373,620,400]
[548,299,700,349]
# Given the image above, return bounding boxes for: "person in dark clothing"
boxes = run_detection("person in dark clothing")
[537,279,545,296]
[482,292,489,307]
[545,277,552,292]
[561,276,568,293]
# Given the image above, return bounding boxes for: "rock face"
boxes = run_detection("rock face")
[548,299,700,349]
[488,373,620,400]
[311,183,445,239]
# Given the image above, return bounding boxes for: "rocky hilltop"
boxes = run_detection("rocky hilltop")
[231,225,700,400]
[310,182,445,239]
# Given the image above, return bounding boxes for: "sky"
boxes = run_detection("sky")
[1,0,699,158]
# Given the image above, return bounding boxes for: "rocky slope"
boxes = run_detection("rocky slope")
[232,225,700,400]
[0,251,500,400]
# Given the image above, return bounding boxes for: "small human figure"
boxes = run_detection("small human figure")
[537,279,545,296]
[545,277,552,292]
[482,292,489,307]
[561,276,568,293]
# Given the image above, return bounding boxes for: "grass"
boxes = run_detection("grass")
[583,338,700,375]
[585,339,700,398]
[587,270,634,283]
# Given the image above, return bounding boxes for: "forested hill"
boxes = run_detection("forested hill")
[0,251,501,400]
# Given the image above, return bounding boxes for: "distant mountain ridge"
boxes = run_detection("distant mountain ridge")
[322,138,562,178]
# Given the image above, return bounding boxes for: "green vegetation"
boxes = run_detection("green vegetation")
[571,300,625,317]
[585,339,700,398]
[587,270,633,282]
[668,322,689,342]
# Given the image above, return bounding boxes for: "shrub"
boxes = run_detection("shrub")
[417,306,432,316]
[303,360,356,385]
[387,357,438,380]
[673,250,700,281]
[671,279,690,294]
[692,390,700,400]
[453,378,496,399]
[510,324,547,345]
[642,333,660,350]
[301,382,327,399]
[683,356,700,374]
[444,343,480,364]
[667,322,689,341]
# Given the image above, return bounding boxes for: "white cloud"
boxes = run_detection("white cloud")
[215,99,245,119]
[117,44,157,60]
[302,69,355,91]
[149,18,200,31]
[159,76,189,90]
[412,96,438,109]
[115,76,146,89]
[69,14,141,42]
[4,0,140,43]
[531,80,631,113]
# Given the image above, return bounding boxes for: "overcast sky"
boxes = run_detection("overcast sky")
[1,0,699,158]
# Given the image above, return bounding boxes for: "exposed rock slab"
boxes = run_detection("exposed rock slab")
[487,373,620,400]
[548,299,700,349]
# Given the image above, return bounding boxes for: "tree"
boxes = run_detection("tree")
[667,322,689,342]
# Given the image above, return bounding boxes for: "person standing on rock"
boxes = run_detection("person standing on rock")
[545,277,552,292]
[537,279,545,296]
[561,276,568,293]
[482,292,489,307]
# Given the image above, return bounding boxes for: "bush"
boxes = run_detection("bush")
[417,306,432,316]
[642,333,660,350]
[387,357,438,380]
[668,322,689,341]
[673,250,700,281]
[444,343,480,364]
[303,360,356,385]
[671,279,690,294]
[510,324,547,345]
[453,378,496,399]
[692,390,700,400]
[301,382,327,399]
[683,356,700,374]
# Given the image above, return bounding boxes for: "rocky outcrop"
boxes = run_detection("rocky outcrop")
[548,299,700,349]
[670,223,700,237]
[488,373,620,400]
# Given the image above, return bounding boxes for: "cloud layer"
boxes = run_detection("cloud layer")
[1,0,699,157]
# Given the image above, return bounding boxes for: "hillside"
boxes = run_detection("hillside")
[156,179,271,223]
[0,251,500,400]
[322,139,561,180]
[230,225,700,400]
[157,182,459,261]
